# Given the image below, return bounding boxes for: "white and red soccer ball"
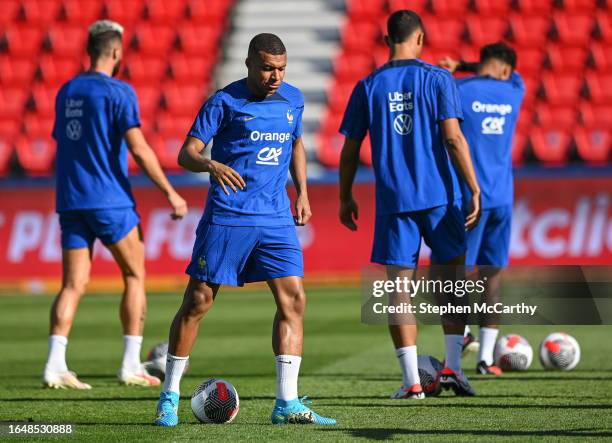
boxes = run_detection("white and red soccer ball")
[191,379,240,424]
[417,355,443,396]
[494,334,533,371]
[539,332,581,371]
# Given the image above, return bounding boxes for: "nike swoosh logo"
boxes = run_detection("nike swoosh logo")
[243,116,256,121]
[278,360,292,364]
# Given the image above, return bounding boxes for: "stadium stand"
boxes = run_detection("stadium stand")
[0,0,235,176]
[317,0,612,167]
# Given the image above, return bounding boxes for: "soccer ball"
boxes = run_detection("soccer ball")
[143,342,189,381]
[191,379,239,424]
[539,333,581,370]
[494,334,533,371]
[417,355,443,396]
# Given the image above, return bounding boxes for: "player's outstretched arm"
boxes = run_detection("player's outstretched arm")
[177,136,245,195]
[439,57,479,74]
[439,118,481,230]
[290,137,312,225]
[338,137,361,231]
[125,127,187,220]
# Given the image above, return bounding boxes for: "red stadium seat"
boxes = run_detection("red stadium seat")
[38,56,82,86]
[545,45,588,73]
[0,118,20,140]
[0,137,14,175]
[430,0,471,15]
[346,0,385,21]
[326,81,358,113]
[316,114,344,168]
[530,127,572,165]
[333,52,374,83]
[60,0,104,23]
[132,23,175,55]
[144,0,187,23]
[187,0,233,22]
[540,73,583,105]
[0,89,27,119]
[133,86,161,117]
[512,131,527,165]
[19,0,60,25]
[552,13,594,47]
[515,48,544,76]
[465,16,508,47]
[23,114,54,138]
[559,0,598,13]
[177,24,222,55]
[420,48,461,66]
[514,0,553,15]
[124,55,167,83]
[155,112,193,137]
[458,45,479,63]
[46,26,88,56]
[579,103,612,128]
[585,72,612,104]
[168,54,214,83]
[589,42,612,72]
[3,25,43,55]
[594,12,612,43]
[521,77,538,108]
[162,83,206,116]
[387,0,428,14]
[421,17,465,49]
[0,0,20,28]
[15,135,55,175]
[149,133,183,171]
[515,108,533,134]
[341,21,380,54]
[508,15,551,47]
[574,127,611,164]
[473,0,511,16]
[534,104,577,128]
[30,85,57,117]
[0,56,37,87]
[103,0,144,24]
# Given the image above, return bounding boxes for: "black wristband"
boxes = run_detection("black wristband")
[457,60,480,73]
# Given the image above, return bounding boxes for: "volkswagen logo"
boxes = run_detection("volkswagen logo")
[393,113,413,135]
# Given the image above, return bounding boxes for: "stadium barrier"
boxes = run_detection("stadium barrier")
[0,177,610,294]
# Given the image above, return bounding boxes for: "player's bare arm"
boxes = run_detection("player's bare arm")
[439,118,481,230]
[177,136,245,195]
[338,137,361,231]
[290,136,312,225]
[124,127,187,220]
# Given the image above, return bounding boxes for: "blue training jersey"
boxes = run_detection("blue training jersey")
[340,59,463,215]
[455,72,525,209]
[53,72,140,212]
[188,78,304,226]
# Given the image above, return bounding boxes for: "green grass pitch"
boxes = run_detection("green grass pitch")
[1,288,611,441]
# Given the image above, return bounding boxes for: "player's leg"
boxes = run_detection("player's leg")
[371,213,424,399]
[475,205,512,375]
[425,203,475,396]
[44,212,94,389]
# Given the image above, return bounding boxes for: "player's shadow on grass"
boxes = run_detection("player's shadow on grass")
[320,428,612,440]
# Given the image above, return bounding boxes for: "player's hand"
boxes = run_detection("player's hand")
[465,191,481,231]
[339,198,359,231]
[439,56,460,73]
[294,194,312,225]
[208,160,245,195]
[168,191,188,220]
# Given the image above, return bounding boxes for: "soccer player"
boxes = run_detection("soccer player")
[153,33,336,427]
[338,10,481,397]
[439,43,525,375]
[43,20,188,389]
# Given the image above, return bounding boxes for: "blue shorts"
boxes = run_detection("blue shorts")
[186,222,304,286]
[59,208,140,249]
[372,203,466,268]
[465,205,512,267]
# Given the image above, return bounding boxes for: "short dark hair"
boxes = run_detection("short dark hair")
[87,30,122,60]
[387,10,424,44]
[248,33,286,58]
[480,42,517,70]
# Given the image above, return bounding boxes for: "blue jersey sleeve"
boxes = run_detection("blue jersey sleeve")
[435,71,463,122]
[293,100,304,141]
[339,81,369,141]
[188,92,226,144]
[509,71,526,94]
[116,84,141,135]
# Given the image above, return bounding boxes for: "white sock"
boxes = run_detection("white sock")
[444,334,464,373]
[45,335,68,373]
[163,354,189,395]
[275,354,302,401]
[121,335,143,373]
[464,325,471,337]
[478,327,499,366]
[395,346,420,387]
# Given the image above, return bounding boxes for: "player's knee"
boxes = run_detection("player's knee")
[278,288,306,318]
[186,287,214,318]
[63,277,89,296]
